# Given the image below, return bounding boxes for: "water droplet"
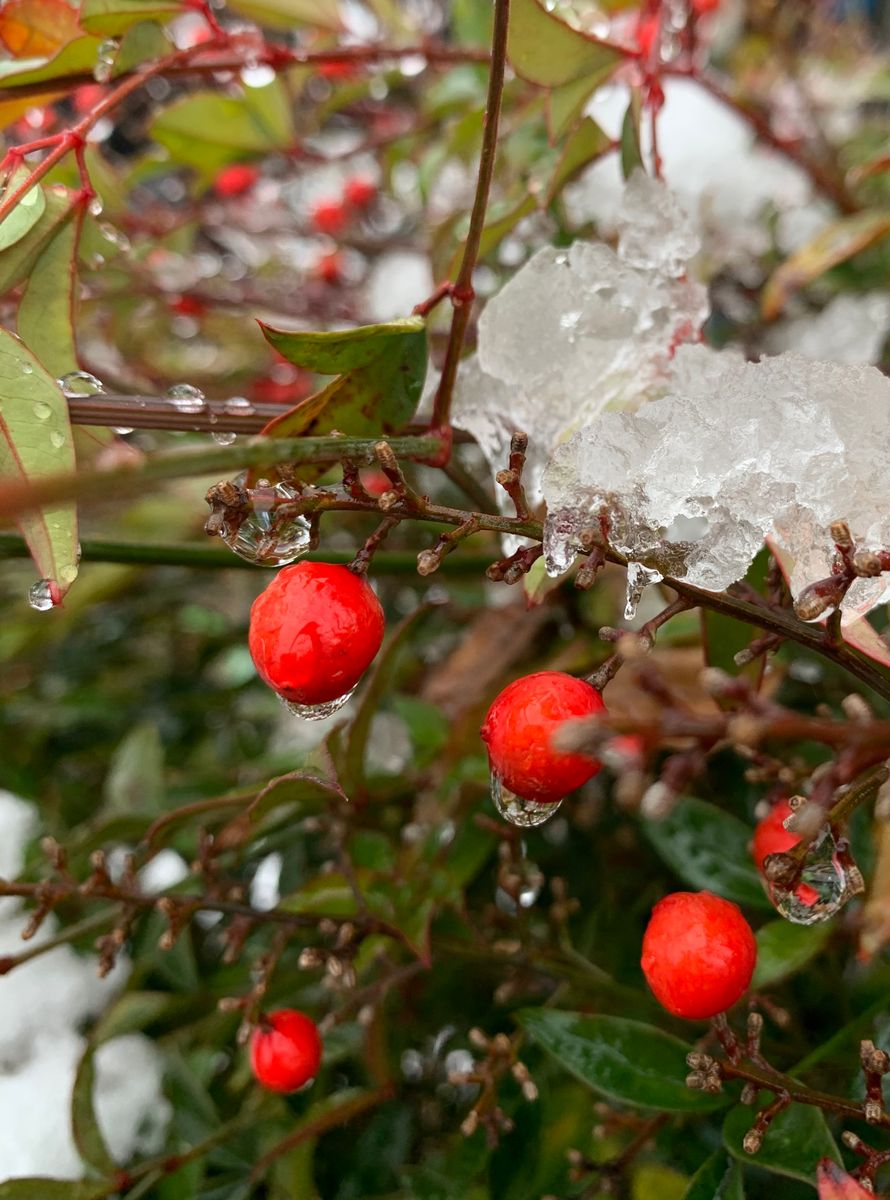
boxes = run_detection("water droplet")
[224,395,254,415]
[88,195,104,217]
[279,685,356,722]
[165,383,205,413]
[97,220,130,252]
[220,478,312,567]
[93,39,117,83]
[624,562,663,620]
[212,430,237,446]
[490,769,562,828]
[32,401,51,420]
[28,578,56,611]
[22,363,32,375]
[768,827,847,924]
[58,370,105,398]
[49,431,65,449]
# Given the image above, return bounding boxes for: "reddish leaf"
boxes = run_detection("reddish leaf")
[0,0,81,57]
[816,1160,873,1200]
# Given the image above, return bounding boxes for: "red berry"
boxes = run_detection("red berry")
[249,562,385,705]
[691,0,720,12]
[752,798,819,907]
[641,891,757,1020]
[315,249,343,284]
[214,164,259,197]
[311,197,348,236]
[170,293,206,318]
[481,671,606,805]
[344,175,377,209]
[250,1009,322,1093]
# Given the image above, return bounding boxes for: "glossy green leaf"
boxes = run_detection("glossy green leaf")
[620,88,644,178]
[0,1183,110,1200]
[0,178,72,295]
[71,1045,116,1175]
[0,329,78,598]
[226,0,341,29]
[723,1102,840,1183]
[752,919,832,989]
[507,0,623,86]
[547,115,612,202]
[18,214,78,379]
[684,1151,745,1200]
[0,182,44,252]
[79,0,182,35]
[763,211,890,319]
[260,317,425,375]
[641,796,770,909]
[518,1010,726,1112]
[112,19,172,74]
[0,36,104,89]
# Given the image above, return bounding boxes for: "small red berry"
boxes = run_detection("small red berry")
[481,671,606,805]
[315,249,344,285]
[311,197,348,236]
[691,0,720,13]
[752,798,819,907]
[249,562,385,705]
[641,891,757,1020]
[250,1009,322,1093]
[344,175,377,210]
[214,164,259,198]
[169,293,206,318]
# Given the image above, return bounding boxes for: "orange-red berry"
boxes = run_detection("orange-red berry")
[250,1009,322,1093]
[752,798,819,907]
[344,175,377,209]
[641,891,757,1020]
[249,562,385,705]
[311,197,348,236]
[214,164,259,197]
[481,671,605,804]
[315,249,344,284]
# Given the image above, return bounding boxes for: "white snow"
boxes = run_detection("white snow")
[365,251,434,321]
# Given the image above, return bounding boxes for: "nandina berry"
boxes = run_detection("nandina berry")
[752,798,819,906]
[481,671,606,805]
[315,249,344,284]
[691,0,720,13]
[250,1009,322,1093]
[214,163,259,197]
[344,175,377,209]
[170,293,206,318]
[311,197,348,236]
[249,562,385,705]
[641,891,757,1020]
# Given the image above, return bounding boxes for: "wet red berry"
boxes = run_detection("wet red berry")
[481,671,605,805]
[250,1009,322,1093]
[315,249,344,284]
[752,798,819,906]
[344,175,377,209]
[249,562,385,705]
[214,163,259,197]
[641,891,757,1020]
[311,197,348,236]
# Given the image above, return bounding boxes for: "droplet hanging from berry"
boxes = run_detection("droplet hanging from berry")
[490,770,563,828]
[279,684,356,722]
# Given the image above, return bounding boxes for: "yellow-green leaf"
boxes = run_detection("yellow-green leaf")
[547,114,612,203]
[0,181,45,251]
[18,215,79,379]
[0,35,103,89]
[226,0,341,30]
[507,0,623,87]
[79,0,182,36]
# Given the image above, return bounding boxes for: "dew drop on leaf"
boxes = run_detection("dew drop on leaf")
[490,769,563,828]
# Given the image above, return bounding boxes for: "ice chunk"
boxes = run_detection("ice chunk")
[542,345,890,621]
[453,175,707,533]
[769,293,890,366]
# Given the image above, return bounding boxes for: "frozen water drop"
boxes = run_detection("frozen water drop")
[279,685,356,722]
[165,382,205,413]
[624,562,663,620]
[220,478,312,566]
[28,579,56,611]
[768,827,847,925]
[59,370,105,398]
[490,769,563,828]
[212,430,237,446]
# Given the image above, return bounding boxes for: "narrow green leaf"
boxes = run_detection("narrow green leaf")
[0,36,104,89]
[18,214,78,379]
[80,0,182,36]
[684,1151,745,1200]
[0,1183,110,1200]
[71,1046,117,1175]
[641,796,770,909]
[260,317,425,375]
[225,0,341,29]
[752,920,832,989]
[518,1010,726,1112]
[723,1103,840,1182]
[0,329,78,597]
[547,74,599,140]
[507,0,623,86]
[620,88,644,178]
[0,182,45,252]
[112,19,172,74]
[547,115,612,202]
[446,194,536,277]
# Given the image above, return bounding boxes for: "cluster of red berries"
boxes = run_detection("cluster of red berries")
[310,175,378,237]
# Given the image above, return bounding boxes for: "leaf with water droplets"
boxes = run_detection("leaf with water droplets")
[0,174,73,296]
[226,0,341,30]
[507,0,624,87]
[0,179,44,253]
[0,34,103,89]
[79,0,183,36]
[18,211,78,379]
[0,329,78,601]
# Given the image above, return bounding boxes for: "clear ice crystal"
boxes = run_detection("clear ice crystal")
[452,174,706,544]
[542,344,890,621]
[769,292,890,366]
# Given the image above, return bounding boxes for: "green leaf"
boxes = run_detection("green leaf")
[0,36,104,89]
[0,182,45,252]
[518,1010,726,1112]
[641,796,769,909]
[446,195,536,277]
[0,1183,110,1200]
[620,89,645,178]
[684,1152,745,1200]
[80,0,182,35]
[546,115,612,203]
[112,19,172,74]
[18,214,78,379]
[103,721,165,812]
[260,317,426,375]
[0,178,73,295]
[763,211,890,320]
[71,1045,116,1175]
[218,769,346,845]
[752,919,832,989]
[151,82,294,178]
[226,0,341,29]
[0,329,78,598]
[723,1103,840,1183]
[507,0,623,86]
[547,74,601,140]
